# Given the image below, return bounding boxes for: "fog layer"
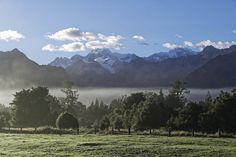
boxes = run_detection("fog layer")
[0,87,233,106]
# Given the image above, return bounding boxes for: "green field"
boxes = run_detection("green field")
[0,133,236,157]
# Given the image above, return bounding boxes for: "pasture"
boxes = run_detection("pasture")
[0,133,235,156]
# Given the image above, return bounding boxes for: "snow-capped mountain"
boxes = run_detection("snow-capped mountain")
[49,57,73,68]
[49,48,197,73]
[145,48,197,62]
[49,48,138,73]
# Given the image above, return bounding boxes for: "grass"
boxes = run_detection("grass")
[0,133,236,156]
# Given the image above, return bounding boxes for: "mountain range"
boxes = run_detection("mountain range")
[0,46,236,88]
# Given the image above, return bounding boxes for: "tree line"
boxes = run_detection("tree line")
[0,80,236,136]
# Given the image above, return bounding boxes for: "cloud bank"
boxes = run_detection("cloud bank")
[0,30,24,42]
[163,40,236,50]
[43,28,123,52]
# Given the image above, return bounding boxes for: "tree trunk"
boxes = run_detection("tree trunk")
[77,128,79,135]
[218,128,221,137]
[128,128,131,135]
[149,129,152,135]
[95,128,97,134]
[192,129,194,137]
[34,127,37,133]
[168,128,171,137]
[111,127,114,134]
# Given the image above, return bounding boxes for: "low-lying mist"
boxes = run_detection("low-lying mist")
[0,87,234,106]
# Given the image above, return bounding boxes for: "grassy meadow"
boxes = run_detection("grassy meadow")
[0,133,236,157]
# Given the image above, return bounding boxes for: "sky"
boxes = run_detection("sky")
[0,0,236,64]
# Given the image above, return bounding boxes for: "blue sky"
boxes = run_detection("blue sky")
[0,0,236,64]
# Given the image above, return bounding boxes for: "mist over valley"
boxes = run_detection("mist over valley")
[0,87,233,106]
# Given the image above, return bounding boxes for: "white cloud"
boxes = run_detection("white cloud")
[48,28,85,41]
[232,30,236,34]
[175,34,183,38]
[85,38,122,50]
[184,41,194,47]
[163,40,236,50]
[132,35,145,41]
[0,30,24,41]
[196,40,236,50]
[42,42,86,52]
[44,27,124,52]
[60,42,86,52]
[42,44,58,52]
[163,43,181,49]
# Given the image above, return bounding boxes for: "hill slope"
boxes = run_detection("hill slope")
[185,50,236,88]
[0,49,68,88]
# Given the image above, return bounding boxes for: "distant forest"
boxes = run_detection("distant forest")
[0,80,236,136]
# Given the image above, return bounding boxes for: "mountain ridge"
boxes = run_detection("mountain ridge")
[0,46,235,88]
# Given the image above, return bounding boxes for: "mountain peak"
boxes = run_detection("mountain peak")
[11,48,21,53]
[200,45,227,59]
[169,47,196,56]
[146,47,196,62]
[202,45,219,52]
[50,57,73,68]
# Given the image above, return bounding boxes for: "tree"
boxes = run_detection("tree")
[198,108,217,133]
[110,115,123,132]
[214,91,236,133]
[157,89,165,103]
[0,111,11,129]
[85,99,109,127]
[92,119,100,134]
[198,90,236,134]
[109,98,124,132]
[61,81,79,114]
[60,80,87,126]
[56,112,79,129]
[166,80,189,110]
[100,116,110,130]
[11,87,51,130]
[198,92,216,133]
[172,102,202,136]
[134,93,169,133]
[0,104,11,129]
[165,81,190,133]
[122,93,146,134]
[47,96,63,127]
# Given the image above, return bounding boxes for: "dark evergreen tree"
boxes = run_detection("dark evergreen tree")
[122,93,146,134]
[172,102,202,135]
[11,87,51,130]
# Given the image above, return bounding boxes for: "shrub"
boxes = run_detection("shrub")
[56,112,79,129]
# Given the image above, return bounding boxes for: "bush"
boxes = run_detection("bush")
[56,112,79,129]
